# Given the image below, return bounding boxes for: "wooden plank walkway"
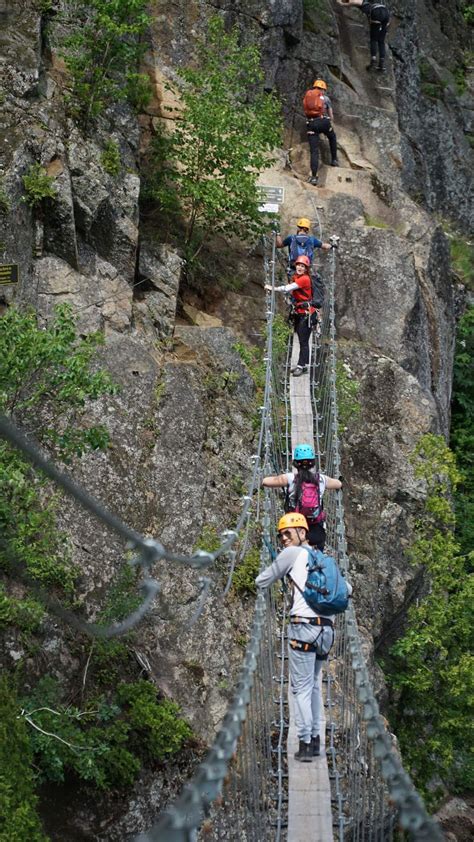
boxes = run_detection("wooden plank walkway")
[287,334,334,842]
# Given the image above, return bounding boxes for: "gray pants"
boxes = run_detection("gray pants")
[288,621,335,743]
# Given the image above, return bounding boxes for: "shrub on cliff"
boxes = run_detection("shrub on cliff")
[60,0,152,124]
[387,434,473,807]
[147,16,282,259]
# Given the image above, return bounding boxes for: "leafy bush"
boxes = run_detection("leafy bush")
[0,679,48,842]
[450,233,474,290]
[101,140,121,176]
[335,357,361,431]
[232,547,261,596]
[117,681,192,759]
[387,434,473,806]
[0,585,44,634]
[147,16,282,258]
[61,0,152,124]
[461,2,474,25]
[19,677,191,789]
[20,677,139,789]
[0,179,10,214]
[90,564,143,679]
[22,163,56,207]
[233,341,265,393]
[272,313,291,362]
[0,304,115,455]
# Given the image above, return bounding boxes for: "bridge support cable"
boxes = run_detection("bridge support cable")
[310,252,444,841]
[136,235,289,841]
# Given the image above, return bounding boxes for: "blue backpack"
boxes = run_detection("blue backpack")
[292,547,349,616]
[288,234,315,265]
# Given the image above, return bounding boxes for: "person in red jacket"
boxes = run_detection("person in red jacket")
[265,255,316,377]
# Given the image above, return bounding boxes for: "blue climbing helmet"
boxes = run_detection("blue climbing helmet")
[293,443,315,462]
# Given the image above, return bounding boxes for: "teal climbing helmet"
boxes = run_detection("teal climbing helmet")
[293,443,315,461]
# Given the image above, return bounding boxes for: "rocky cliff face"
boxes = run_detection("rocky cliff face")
[1,0,472,837]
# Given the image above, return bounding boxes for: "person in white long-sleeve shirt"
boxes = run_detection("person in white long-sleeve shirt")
[256,512,351,763]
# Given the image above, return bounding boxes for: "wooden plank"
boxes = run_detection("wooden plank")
[287,333,334,841]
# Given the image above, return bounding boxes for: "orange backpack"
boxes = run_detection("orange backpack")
[303,88,326,119]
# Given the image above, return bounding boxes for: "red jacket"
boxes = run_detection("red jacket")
[291,272,315,315]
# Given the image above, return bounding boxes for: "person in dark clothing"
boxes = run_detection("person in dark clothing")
[302,79,338,186]
[338,0,391,73]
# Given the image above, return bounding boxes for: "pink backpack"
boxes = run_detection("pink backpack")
[292,475,326,524]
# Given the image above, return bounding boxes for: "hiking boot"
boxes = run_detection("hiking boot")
[311,735,321,756]
[292,365,308,377]
[295,740,312,763]
[331,158,339,167]
[366,59,377,72]
[308,175,319,186]
[377,62,386,73]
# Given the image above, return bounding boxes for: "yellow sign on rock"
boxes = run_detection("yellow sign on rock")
[0,264,19,285]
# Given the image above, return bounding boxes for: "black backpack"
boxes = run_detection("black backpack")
[368,2,390,24]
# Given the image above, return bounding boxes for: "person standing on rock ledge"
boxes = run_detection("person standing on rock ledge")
[302,79,339,186]
[338,0,391,74]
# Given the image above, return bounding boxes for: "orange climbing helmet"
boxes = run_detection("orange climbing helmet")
[294,255,311,267]
[278,513,309,532]
[313,79,327,90]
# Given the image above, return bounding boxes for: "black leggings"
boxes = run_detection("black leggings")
[306,117,338,176]
[370,20,388,60]
[294,313,312,367]
[308,522,326,550]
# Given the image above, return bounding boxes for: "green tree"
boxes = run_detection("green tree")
[61,0,152,124]
[451,307,474,554]
[148,16,282,258]
[387,434,473,807]
[0,304,116,592]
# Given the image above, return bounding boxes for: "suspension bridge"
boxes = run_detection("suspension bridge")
[0,232,444,841]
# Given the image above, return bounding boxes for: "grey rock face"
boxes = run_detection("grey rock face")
[68,131,140,281]
[0,0,41,98]
[133,241,183,339]
[31,254,133,334]
[54,328,256,737]
[392,0,474,232]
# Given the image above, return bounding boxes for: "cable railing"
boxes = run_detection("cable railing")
[133,235,290,841]
[309,249,444,841]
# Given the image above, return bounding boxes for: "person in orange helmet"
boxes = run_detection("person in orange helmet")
[303,78,339,186]
[256,513,350,763]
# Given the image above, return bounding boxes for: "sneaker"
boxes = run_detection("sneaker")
[376,63,386,73]
[292,365,307,377]
[311,735,321,756]
[331,159,339,167]
[295,740,312,763]
[308,175,319,186]
[366,60,377,72]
